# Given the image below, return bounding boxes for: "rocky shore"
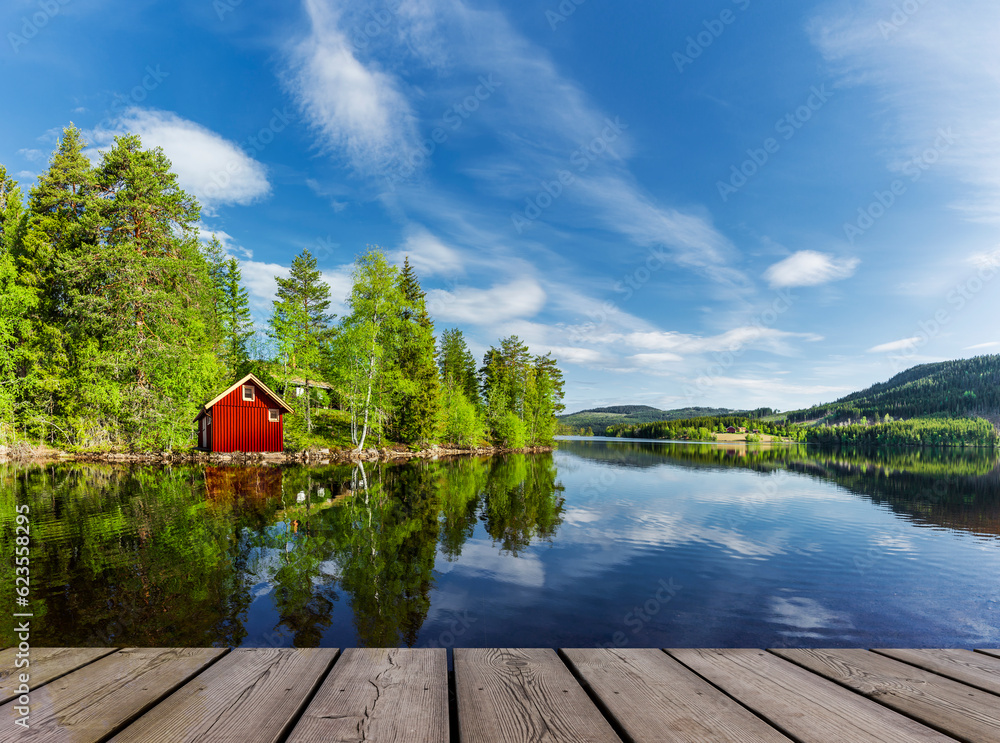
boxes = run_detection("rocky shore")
[0,443,554,466]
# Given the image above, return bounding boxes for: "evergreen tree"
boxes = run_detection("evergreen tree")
[13,126,102,443]
[219,257,254,377]
[269,248,334,433]
[437,327,479,405]
[0,167,32,443]
[391,258,440,445]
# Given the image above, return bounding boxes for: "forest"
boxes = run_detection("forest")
[784,355,1000,424]
[0,126,564,453]
[606,413,802,441]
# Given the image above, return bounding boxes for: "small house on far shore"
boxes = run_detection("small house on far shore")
[194,373,294,453]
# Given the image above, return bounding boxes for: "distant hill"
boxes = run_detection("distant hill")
[558,405,738,435]
[785,354,1000,425]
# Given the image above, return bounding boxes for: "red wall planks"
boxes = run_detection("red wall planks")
[208,381,285,453]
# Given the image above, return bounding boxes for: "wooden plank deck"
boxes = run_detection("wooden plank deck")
[1,648,998,742]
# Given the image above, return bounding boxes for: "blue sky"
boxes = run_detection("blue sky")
[3,0,999,414]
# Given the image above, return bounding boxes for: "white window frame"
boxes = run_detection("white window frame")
[268,408,279,422]
[242,384,255,401]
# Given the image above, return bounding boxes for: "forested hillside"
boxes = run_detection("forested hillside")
[558,405,738,435]
[785,355,1000,424]
[0,126,564,452]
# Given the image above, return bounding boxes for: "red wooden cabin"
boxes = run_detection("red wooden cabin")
[194,373,294,453]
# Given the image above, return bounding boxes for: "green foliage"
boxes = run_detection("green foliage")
[436,384,486,447]
[609,415,802,441]
[785,354,1000,424]
[270,248,334,433]
[390,258,440,446]
[805,417,998,448]
[1,125,565,454]
[437,328,479,405]
[558,405,738,436]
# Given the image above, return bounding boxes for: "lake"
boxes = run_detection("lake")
[3,438,999,649]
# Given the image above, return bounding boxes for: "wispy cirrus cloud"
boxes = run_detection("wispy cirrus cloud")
[867,337,920,354]
[286,0,418,175]
[809,0,1000,222]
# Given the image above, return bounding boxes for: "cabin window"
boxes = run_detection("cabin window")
[242,384,255,401]
[269,409,279,422]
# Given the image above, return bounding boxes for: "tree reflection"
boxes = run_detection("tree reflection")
[0,453,566,647]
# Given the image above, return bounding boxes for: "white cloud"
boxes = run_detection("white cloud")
[18,148,43,162]
[867,337,920,354]
[391,226,465,277]
[625,327,822,357]
[809,0,1000,222]
[426,277,546,324]
[764,251,859,288]
[965,341,1000,351]
[287,0,418,174]
[91,108,270,210]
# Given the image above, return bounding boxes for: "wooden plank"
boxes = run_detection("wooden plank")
[0,647,225,743]
[772,648,1000,743]
[563,648,792,743]
[110,648,338,743]
[0,648,119,705]
[455,648,621,743]
[873,649,1000,696]
[287,648,447,743]
[669,649,953,743]
[975,649,1000,661]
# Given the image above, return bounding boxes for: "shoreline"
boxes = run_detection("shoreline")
[0,443,555,466]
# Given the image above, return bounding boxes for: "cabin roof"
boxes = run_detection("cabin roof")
[286,376,334,390]
[193,373,295,422]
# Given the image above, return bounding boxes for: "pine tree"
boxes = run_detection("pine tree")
[0,166,33,444]
[13,126,101,443]
[437,328,479,405]
[270,248,334,433]
[217,257,254,377]
[392,258,440,445]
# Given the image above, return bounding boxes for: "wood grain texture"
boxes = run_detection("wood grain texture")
[669,648,953,743]
[455,648,621,743]
[563,648,791,743]
[975,649,1000,661]
[0,647,118,705]
[873,648,1000,696]
[0,647,225,743]
[287,648,447,743]
[109,647,338,743]
[772,648,1000,743]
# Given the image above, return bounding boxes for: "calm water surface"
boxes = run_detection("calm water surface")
[3,438,999,648]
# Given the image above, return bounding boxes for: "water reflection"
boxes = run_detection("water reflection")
[556,439,1000,541]
[0,455,564,647]
[2,442,999,648]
